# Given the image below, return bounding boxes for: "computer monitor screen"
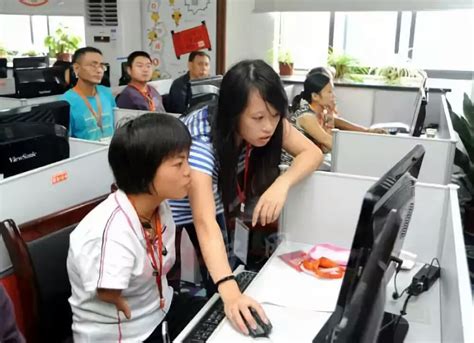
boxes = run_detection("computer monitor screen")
[313,144,425,343]
[13,56,49,70]
[14,67,67,98]
[409,87,428,137]
[0,100,70,132]
[0,122,69,178]
[186,75,223,113]
[0,58,7,79]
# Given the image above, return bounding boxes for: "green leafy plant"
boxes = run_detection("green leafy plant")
[278,48,293,65]
[370,65,425,84]
[327,49,368,81]
[450,93,474,188]
[22,50,39,57]
[44,26,81,58]
[0,44,7,57]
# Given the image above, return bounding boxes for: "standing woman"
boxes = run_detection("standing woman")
[169,59,322,335]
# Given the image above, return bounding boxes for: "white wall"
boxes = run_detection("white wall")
[225,0,277,70]
[85,0,143,86]
[0,0,84,16]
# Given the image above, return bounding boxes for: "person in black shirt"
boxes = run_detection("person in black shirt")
[167,50,210,114]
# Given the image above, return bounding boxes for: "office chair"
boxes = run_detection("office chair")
[0,219,75,343]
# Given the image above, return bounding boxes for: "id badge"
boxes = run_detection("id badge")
[233,217,250,265]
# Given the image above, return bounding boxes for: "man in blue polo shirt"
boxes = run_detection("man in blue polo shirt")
[62,47,115,141]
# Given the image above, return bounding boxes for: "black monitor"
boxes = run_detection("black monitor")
[0,58,7,79]
[186,75,223,114]
[0,101,70,178]
[0,122,69,178]
[13,56,49,70]
[0,100,70,130]
[409,86,428,137]
[313,144,425,343]
[14,68,68,98]
[118,61,131,86]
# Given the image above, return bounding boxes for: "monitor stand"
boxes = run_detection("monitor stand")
[377,311,409,343]
[313,311,409,342]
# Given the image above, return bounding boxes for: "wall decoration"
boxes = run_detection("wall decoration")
[171,8,183,26]
[184,0,211,15]
[171,21,211,59]
[142,0,216,80]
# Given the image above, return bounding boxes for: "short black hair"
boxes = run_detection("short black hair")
[188,50,210,62]
[108,113,192,195]
[127,51,152,68]
[72,47,102,64]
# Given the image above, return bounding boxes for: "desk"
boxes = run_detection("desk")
[176,172,473,342]
[176,241,443,343]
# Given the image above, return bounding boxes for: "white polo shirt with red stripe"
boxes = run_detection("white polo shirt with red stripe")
[67,190,176,342]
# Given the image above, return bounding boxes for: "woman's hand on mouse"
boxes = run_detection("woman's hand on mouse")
[252,177,290,227]
[222,291,269,335]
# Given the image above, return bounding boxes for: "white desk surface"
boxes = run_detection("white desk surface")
[175,240,443,342]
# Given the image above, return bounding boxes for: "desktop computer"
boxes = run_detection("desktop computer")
[313,144,425,343]
[13,56,49,70]
[185,75,223,115]
[14,68,68,98]
[0,101,70,178]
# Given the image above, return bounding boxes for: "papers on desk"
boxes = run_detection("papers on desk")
[208,303,331,343]
[248,255,342,312]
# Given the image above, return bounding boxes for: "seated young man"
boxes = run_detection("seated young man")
[167,50,210,114]
[62,47,116,141]
[116,51,166,112]
[67,113,203,342]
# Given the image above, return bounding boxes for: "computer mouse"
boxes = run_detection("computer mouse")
[245,307,273,338]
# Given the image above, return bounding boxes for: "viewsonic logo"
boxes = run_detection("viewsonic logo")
[8,151,37,163]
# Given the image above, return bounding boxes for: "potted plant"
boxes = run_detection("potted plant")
[0,44,7,58]
[44,26,81,62]
[327,48,367,82]
[278,48,294,76]
[448,93,474,282]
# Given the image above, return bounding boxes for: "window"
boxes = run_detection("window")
[280,12,330,70]
[412,9,474,71]
[333,12,398,66]
[0,14,85,57]
[0,15,32,54]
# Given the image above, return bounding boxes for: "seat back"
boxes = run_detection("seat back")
[0,219,39,343]
[0,219,75,343]
[28,224,75,342]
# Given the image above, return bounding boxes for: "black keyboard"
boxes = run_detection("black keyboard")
[182,270,257,342]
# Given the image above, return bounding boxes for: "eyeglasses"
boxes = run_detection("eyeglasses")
[82,63,108,71]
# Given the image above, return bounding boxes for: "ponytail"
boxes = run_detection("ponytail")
[291,91,304,112]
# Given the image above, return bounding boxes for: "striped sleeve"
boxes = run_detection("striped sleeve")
[189,139,216,176]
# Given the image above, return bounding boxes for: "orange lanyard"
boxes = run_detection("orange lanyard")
[129,199,165,309]
[73,86,103,131]
[129,84,156,111]
[236,143,251,213]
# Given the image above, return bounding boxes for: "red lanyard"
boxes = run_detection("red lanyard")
[128,198,165,309]
[128,84,156,111]
[73,86,103,131]
[236,143,251,213]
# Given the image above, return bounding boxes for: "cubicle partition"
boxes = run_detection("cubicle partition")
[176,171,472,342]
[0,138,113,274]
[331,91,456,184]
[0,94,62,110]
[278,172,472,342]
